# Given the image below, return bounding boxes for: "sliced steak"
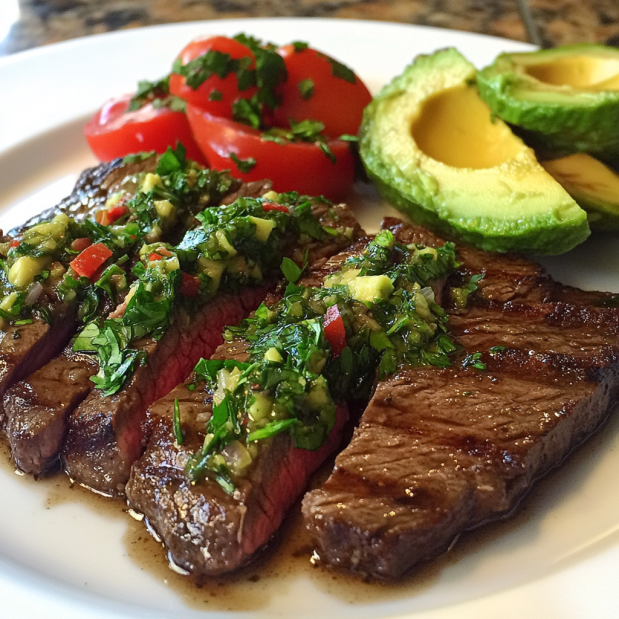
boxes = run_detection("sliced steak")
[0,303,78,427]
[62,286,271,495]
[62,203,362,495]
[124,247,361,577]
[3,165,250,472]
[303,221,619,579]
[302,348,619,578]
[0,159,160,426]
[126,377,348,579]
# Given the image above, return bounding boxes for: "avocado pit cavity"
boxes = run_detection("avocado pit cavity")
[522,56,619,91]
[411,84,521,169]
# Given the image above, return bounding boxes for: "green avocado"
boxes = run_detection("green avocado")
[360,48,589,254]
[477,45,619,158]
[542,153,619,230]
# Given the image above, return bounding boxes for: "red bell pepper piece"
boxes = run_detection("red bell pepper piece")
[70,242,113,280]
[107,204,129,224]
[323,304,347,358]
[262,202,289,213]
[179,272,200,297]
[148,248,172,262]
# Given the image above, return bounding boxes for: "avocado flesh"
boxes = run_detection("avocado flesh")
[542,153,619,230]
[477,45,619,157]
[360,48,589,255]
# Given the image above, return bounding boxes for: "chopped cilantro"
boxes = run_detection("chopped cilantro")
[324,55,357,84]
[230,152,257,173]
[186,233,461,487]
[298,79,315,100]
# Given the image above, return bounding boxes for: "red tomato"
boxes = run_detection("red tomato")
[272,46,372,138]
[70,243,113,280]
[186,104,355,200]
[180,272,201,297]
[169,36,258,119]
[323,304,347,358]
[84,93,206,164]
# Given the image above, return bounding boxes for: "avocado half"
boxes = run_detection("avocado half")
[477,45,619,157]
[542,153,619,230]
[360,48,589,254]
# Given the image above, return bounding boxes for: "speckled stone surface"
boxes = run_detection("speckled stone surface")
[527,0,619,47]
[0,0,526,56]
[0,0,618,57]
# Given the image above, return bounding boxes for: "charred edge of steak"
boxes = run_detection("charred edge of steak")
[4,347,99,475]
[0,303,78,427]
[9,158,156,237]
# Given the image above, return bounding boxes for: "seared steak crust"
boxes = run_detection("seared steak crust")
[302,221,619,579]
[9,158,155,236]
[5,347,98,475]
[0,159,160,427]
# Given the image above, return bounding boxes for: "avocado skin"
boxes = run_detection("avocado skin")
[365,164,589,254]
[477,45,619,158]
[360,48,590,255]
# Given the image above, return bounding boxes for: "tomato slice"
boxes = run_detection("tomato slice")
[323,304,347,358]
[169,36,258,119]
[84,93,206,164]
[180,272,201,297]
[70,243,113,280]
[186,104,355,200]
[273,46,372,138]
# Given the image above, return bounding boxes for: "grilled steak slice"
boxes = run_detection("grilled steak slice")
[124,242,364,577]
[3,165,257,474]
[0,158,161,426]
[303,221,619,579]
[62,203,362,495]
[126,377,348,578]
[62,286,271,495]
[0,303,77,427]
[302,343,619,578]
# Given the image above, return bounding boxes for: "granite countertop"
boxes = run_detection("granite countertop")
[2,0,619,57]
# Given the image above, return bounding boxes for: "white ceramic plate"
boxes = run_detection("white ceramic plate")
[1,17,619,619]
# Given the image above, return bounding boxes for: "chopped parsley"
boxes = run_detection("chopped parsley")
[298,79,315,100]
[76,192,348,396]
[186,231,461,491]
